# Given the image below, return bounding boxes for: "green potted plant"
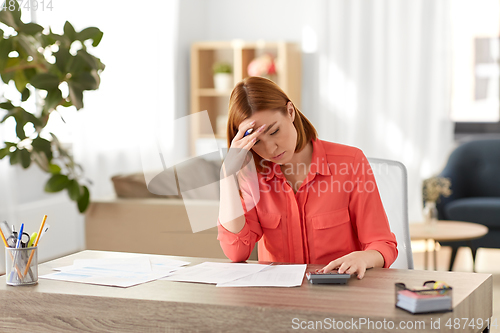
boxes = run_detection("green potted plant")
[0,1,105,212]
[212,62,232,91]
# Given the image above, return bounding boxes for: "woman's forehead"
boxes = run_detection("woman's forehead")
[245,109,284,123]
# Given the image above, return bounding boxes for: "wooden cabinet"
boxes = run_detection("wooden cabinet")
[190,40,302,155]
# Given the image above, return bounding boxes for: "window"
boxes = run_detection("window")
[451,0,500,134]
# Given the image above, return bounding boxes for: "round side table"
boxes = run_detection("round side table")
[409,221,488,271]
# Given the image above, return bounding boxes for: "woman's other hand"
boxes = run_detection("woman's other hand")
[315,250,384,280]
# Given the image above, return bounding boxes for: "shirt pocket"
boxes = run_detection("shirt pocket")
[310,207,355,261]
[258,212,284,257]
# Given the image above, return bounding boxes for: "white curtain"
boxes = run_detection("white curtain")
[317,0,454,221]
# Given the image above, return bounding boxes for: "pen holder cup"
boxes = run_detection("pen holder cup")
[5,247,38,286]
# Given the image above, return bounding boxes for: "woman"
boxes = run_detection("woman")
[217,76,397,279]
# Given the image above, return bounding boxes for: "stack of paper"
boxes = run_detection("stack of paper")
[163,262,307,287]
[40,256,189,288]
[397,290,452,313]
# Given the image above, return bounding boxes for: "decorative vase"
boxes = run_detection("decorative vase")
[213,73,232,91]
[423,201,438,225]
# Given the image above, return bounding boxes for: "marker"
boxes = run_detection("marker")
[28,232,37,248]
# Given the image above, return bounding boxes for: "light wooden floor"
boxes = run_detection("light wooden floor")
[412,244,500,332]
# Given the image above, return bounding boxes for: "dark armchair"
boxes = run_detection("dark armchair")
[436,138,500,271]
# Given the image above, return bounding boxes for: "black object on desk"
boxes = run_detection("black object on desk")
[306,272,351,284]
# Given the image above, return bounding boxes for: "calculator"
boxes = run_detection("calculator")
[306,271,351,284]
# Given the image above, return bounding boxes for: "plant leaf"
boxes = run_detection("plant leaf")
[54,47,70,73]
[17,34,40,59]
[71,72,98,90]
[45,88,63,111]
[77,27,102,43]
[48,163,61,174]
[45,174,70,192]
[77,185,90,213]
[0,147,9,159]
[32,137,53,161]
[67,179,81,201]
[21,88,30,101]
[0,102,15,110]
[76,49,99,70]
[9,148,19,165]
[63,21,77,42]
[22,110,42,127]
[68,81,84,109]
[13,68,29,93]
[18,22,43,35]
[0,1,21,29]
[30,73,60,90]
[19,148,31,168]
[14,116,26,140]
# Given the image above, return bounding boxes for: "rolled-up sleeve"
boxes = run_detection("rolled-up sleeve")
[217,166,263,262]
[348,150,398,268]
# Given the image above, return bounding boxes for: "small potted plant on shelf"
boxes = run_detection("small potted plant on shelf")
[212,62,233,91]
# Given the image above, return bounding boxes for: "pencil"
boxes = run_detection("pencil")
[23,215,47,277]
[0,227,8,247]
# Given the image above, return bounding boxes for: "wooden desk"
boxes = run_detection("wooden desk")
[410,221,489,271]
[0,251,493,333]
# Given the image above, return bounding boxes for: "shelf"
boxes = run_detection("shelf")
[198,89,232,97]
[191,40,301,156]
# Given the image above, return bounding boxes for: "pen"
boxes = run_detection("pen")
[243,128,253,137]
[15,223,24,249]
[9,223,25,282]
[23,215,47,278]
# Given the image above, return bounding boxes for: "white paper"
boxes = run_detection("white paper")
[216,264,307,287]
[54,256,189,273]
[72,257,153,272]
[161,262,269,284]
[41,255,190,288]
[39,268,171,288]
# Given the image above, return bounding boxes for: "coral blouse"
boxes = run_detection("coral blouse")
[217,139,398,267]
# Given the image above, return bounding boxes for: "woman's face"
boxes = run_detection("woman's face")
[241,102,297,165]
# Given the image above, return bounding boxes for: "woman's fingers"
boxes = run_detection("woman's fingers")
[242,136,257,151]
[337,262,351,274]
[234,120,255,141]
[317,260,340,273]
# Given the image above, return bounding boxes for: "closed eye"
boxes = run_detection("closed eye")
[255,128,279,145]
